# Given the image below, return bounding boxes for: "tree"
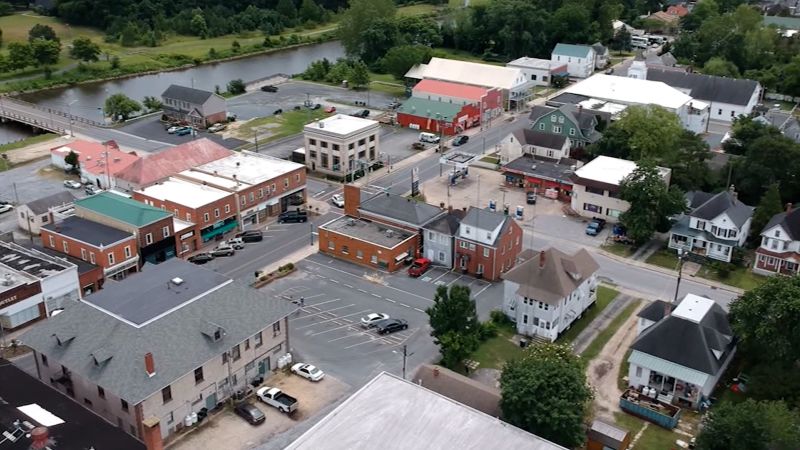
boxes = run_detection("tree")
[142,96,163,112]
[110,55,120,69]
[226,78,246,95]
[30,38,60,67]
[749,183,783,245]
[190,14,208,39]
[702,57,740,77]
[696,399,800,450]
[64,150,80,173]
[6,42,33,70]
[276,0,298,23]
[119,22,138,47]
[619,160,687,245]
[729,275,800,363]
[231,40,240,53]
[338,0,396,58]
[670,130,713,191]
[500,342,592,448]
[69,37,100,62]
[28,24,58,43]
[728,134,800,205]
[610,27,632,54]
[349,60,370,89]
[104,93,141,121]
[0,2,12,16]
[426,285,480,369]
[299,0,322,24]
[381,45,431,80]
[0,28,3,47]
[614,106,683,161]
[357,18,398,64]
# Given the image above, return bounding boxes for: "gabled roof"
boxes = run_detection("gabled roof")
[75,192,171,227]
[397,97,465,119]
[115,138,233,187]
[412,57,526,90]
[591,42,608,55]
[413,79,491,101]
[512,129,568,150]
[648,11,679,23]
[502,248,599,304]
[762,207,800,240]
[24,191,75,215]
[360,192,444,227]
[688,190,754,228]
[646,69,760,106]
[161,84,217,105]
[529,104,602,133]
[460,207,506,232]
[42,216,134,247]
[754,110,800,143]
[51,140,139,177]
[424,210,465,236]
[564,74,694,110]
[552,43,594,59]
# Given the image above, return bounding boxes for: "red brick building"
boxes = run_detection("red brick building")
[454,207,523,281]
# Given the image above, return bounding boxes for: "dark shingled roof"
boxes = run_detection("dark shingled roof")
[25,191,75,215]
[424,210,465,236]
[42,216,134,247]
[638,300,675,323]
[646,69,760,106]
[688,190,754,228]
[762,207,800,240]
[161,84,216,105]
[502,155,578,184]
[361,192,444,227]
[511,129,568,150]
[545,92,591,107]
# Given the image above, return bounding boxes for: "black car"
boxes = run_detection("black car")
[452,135,469,146]
[313,103,322,110]
[234,403,266,425]
[278,210,308,223]
[274,109,283,115]
[188,253,215,264]
[375,318,408,335]
[260,85,278,93]
[526,191,537,205]
[236,230,263,242]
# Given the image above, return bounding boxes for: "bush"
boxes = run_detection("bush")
[490,309,511,326]
[710,261,732,279]
[478,321,498,341]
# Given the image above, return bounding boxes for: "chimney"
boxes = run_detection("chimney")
[729,184,736,199]
[144,352,156,377]
[30,427,49,450]
[433,366,440,377]
[142,417,164,450]
[343,184,361,217]
[539,250,546,268]
[786,203,793,213]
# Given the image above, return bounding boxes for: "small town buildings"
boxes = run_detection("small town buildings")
[115,138,233,192]
[20,259,295,444]
[627,294,736,409]
[499,128,571,162]
[506,57,568,87]
[753,204,800,275]
[74,192,178,265]
[41,216,139,281]
[16,191,74,235]
[134,178,238,252]
[422,208,466,268]
[502,248,599,341]
[647,11,680,32]
[668,188,753,263]
[763,15,800,37]
[666,4,690,17]
[51,140,139,189]
[591,42,609,69]
[411,78,503,124]
[528,104,608,148]
[284,372,566,450]
[35,245,104,295]
[570,156,671,223]
[0,242,80,330]
[303,114,380,178]
[454,207,523,281]
[160,84,226,129]
[754,108,800,143]
[550,43,597,79]
[616,52,681,77]
[502,156,580,202]
[344,185,445,234]
[396,97,470,137]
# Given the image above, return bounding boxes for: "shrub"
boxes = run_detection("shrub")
[478,321,498,341]
[490,309,511,325]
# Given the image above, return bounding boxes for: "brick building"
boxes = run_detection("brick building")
[401,79,504,133]
[36,246,105,296]
[454,207,523,281]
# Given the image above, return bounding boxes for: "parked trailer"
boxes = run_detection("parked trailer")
[619,388,681,429]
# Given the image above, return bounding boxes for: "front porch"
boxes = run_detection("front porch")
[753,251,800,276]
[642,370,702,409]
[668,233,733,262]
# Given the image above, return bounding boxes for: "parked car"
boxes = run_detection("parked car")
[278,210,308,223]
[208,123,227,133]
[260,85,278,93]
[411,142,426,150]
[375,318,408,335]
[236,230,263,242]
[0,204,13,215]
[175,127,193,136]
[387,101,401,110]
[408,258,431,277]
[234,403,266,425]
[224,238,245,250]
[84,185,101,195]
[211,245,235,257]
[188,253,215,264]
[357,109,370,118]
[274,109,283,115]
[167,125,182,134]
[63,180,82,189]
[612,224,635,245]
[330,194,344,208]
[585,218,607,236]
[452,135,469,146]
[361,312,389,328]
[291,363,325,382]
[256,387,298,414]
[324,106,336,113]
[526,191,537,205]
[313,103,321,110]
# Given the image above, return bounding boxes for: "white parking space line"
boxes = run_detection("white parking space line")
[414,307,425,313]
[312,190,327,198]
[399,303,411,308]
[431,271,450,283]
[290,303,354,323]
[344,284,353,288]
[371,293,381,298]
[303,298,340,309]
[385,298,396,303]
[303,259,435,303]
[327,328,373,342]
[310,321,367,337]
[357,289,367,293]
[447,275,463,286]
[300,309,372,330]
[342,330,415,350]
[303,293,325,300]
[330,279,340,283]
[473,284,492,298]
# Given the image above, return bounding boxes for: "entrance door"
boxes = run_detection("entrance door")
[426,249,434,260]
[205,393,217,410]
[258,357,270,375]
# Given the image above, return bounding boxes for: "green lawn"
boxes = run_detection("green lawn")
[397,3,439,16]
[448,0,491,6]
[469,322,524,371]
[480,155,500,164]
[580,300,642,361]
[0,133,59,153]
[431,47,505,65]
[602,242,636,258]
[696,265,767,291]
[618,348,633,390]
[613,412,680,450]
[645,249,680,270]
[557,285,619,344]
[233,109,332,143]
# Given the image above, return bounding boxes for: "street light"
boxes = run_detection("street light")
[392,345,414,379]
[673,249,687,304]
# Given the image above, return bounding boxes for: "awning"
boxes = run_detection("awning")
[201,221,239,242]
[628,350,710,387]
[394,252,409,262]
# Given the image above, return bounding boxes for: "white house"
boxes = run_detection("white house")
[591,42,609,69]
[303,114,381,178]
[628,294,736,409]
[550,43,596,79]
[17,191,75,235]
[506,57,568,87]
[502,248,599,342]
[668,188,754,263]
[753,204,800,276]
[499,128,571,164]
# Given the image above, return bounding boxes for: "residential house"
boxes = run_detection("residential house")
[422,208,466,267]
[753,204,800,275]
[627,294,736,409]
[502,248,599,341]
[20,259,295,445]
[41,216,139,281]
[647,11,680,32]
[410,79,503,128]
[303,114,380,178]
[0,242,80,331]
[454,207,523,281]
[160,84,226,129]
[591,42,609,69]
[666,4,689,17]
[618,51,681,78]
[16,191,75,235]
[528,104,607,148]
[550,43,596,79]
[396,97,471,137]
[570,156,672,223]
[502,156,581,202]
[668,188,753,263]
[499,128,571,163]
[506,57,568,87]
[50,140,139,189]
[754,109,800,143]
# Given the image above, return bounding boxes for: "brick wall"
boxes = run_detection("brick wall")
[319,228,417,272]
[40,230,138,270]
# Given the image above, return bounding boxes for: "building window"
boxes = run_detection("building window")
[328,240,335,250]
[49,236,55,247]
[41,354,48,366]
[214,208,220,218]
[90,253,96,264]
[258,188,264,199]
[186,213,191,221]
[194,367,204,383]
[358,138,366,146]
[124,246,131,258]
[371,255,378,264]
[162,386,172,404]
[121,399,129,412]
[204,213,210,223]
[635,366,643,377]
[523,314,528,324]
[231,344,241,361]
[583,203,601,213]
[341,245,349,254]
[62,241,69,253]
[356,249,363,259]
[332,144,340,151]
[81,249,87,260]
[552,125,562,133]
[538,123,545,130]
[558,116,564,124]
[254,331,263,347]
[284,178,289,188]
[459,241,468,249]
[244,338,250,350]
[162,226,170,238]
[321,141,328,148]
[309,138,316,145]
[295,173,301,182]
[477,263,484,274]
[167,412,174,424]
[550,115,557,122]
[438,251,446,262]
[569,128,575,136]
[108,253,115,265]
[96,386,105,399]
[221,352,228,364]
[271,183,276,192]
[718,109,722,115]
[483,248,490,257]
[174,209,179,216]
[249,192,255,202]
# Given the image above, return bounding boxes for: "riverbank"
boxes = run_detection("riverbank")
[0,133,61,171]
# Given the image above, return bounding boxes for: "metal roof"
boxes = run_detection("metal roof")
[628,351,709,387]
[646,69,760,106]
[397,97,464,120]
[412,57,526,90]
[76,192,171,227]
[552,43,594,59]
[360,192,444,227]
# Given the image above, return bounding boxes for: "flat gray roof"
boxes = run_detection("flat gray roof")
[321,216,413,249]
[286,372,567,450]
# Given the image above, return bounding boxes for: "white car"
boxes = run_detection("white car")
[291,363,325,382]
[361,312,389,328]
[222,238,245,249]
[0,204,13,214]
[167,125,181,134]
[63,180,82,189]
[331,194,344,208]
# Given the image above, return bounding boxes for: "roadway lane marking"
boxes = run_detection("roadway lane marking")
[414,307,425,313]
[330,279,340,283]
[399,303,411,308]
[371,293,381,298]
[357,289,367,293]
[385,298,396,303]
[344,284,353,288]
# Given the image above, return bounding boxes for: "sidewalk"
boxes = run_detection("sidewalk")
[572,294,635,355]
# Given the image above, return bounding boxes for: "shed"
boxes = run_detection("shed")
[586,419,631,450]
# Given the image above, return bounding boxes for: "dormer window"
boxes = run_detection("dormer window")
[214,329,221,341]
[465,227,471,234]
[775,230,781,238]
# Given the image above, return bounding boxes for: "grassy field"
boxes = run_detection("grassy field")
[645,249,679,270]
[448,0,491,7]
[469,322,523,371]
[602,242,636,258]
[431,47,505,66]
[397,3,439,16]
[233,109,332,143]
[696,265,767,291]
[0,132,59,153]
[580,300,641,361]
[557,285,619,344]
[613,412,680,449]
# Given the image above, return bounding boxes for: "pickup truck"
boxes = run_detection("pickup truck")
[585,218,606,236]
[256,387,298,414]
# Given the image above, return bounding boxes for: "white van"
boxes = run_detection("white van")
[419,132,440,144]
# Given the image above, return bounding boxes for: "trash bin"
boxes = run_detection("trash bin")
[519,339,528,348]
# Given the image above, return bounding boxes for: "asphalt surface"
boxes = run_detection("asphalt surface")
[118,115,247,149]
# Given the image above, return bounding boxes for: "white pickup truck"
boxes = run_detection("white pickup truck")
[256,387,298,414]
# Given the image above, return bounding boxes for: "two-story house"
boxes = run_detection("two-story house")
[753,204,800,276]
[502,248,599,342]
[550,43,596,79]
[161,85,226,129]
[499,128,571,164]
[20,259,295,446]
[454,207,522,281]
[528,104,607,149]
[41,216,139,281]
[668,188,753,262]
[591,42,609,69]
[422,208,466,268]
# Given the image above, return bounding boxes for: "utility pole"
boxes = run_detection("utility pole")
[673,250,686,304]
[67,100,77,137]
[254,131,259,152]
[309,222,314,246]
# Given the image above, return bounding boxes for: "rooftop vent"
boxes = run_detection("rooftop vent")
[171,277,184,286]
[1,273,13,286]
[318,122,324,128]
[386,230,394,238]
[531,165,537,170]
[346,218,356,226]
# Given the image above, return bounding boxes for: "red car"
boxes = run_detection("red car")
[324,106,336,113]
[408,258,431,277]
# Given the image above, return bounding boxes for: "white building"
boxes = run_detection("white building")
[499,128,571,163]
[570,156,671,223]
[506,57,568,87]
[628,294,736,409]
[17,191,75,235]
[502,248,599,342]
[550,43,596,79]
[303,114,381,178]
